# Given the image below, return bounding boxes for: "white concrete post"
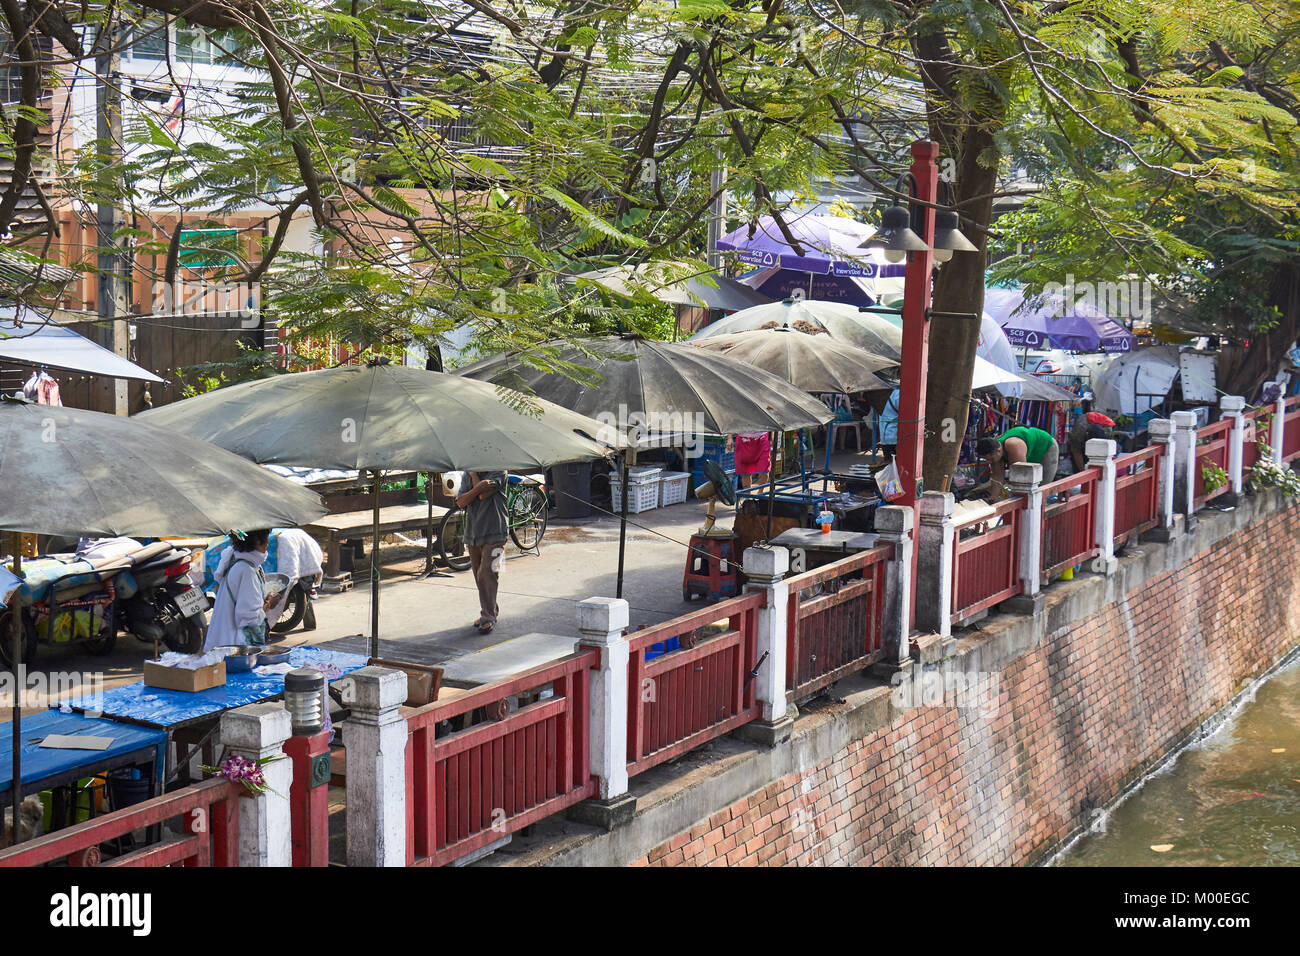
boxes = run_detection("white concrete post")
[1006,462,1043,596]
[1147,418,1176,531]
[873,505,914,667]
[1270,383,1287,465]
[339,666,408,867]
[219,703,292,867]
[1086,438,1118,574]
[742,546,789,724]
[1221,395,1246,497]
[914,492,953,638]
[575,597,630,801]
[1171,410,1199,517]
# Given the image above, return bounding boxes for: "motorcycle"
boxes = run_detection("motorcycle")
[0,541,208,666]
[118,546,208,654]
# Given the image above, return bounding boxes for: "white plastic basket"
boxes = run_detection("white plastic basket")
[610,476,661,514]
[657,471,691,507]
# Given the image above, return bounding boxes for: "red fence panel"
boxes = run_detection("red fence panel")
[1192,419,1232,506]
[1283,396,1300,464]
[1040,470,1098,582]
[625,592,763,777]
[405,651,597,867]
[0,778,241,868]
[1113,445,1161,548]
[783,544,893,698]
[953,497,1024,624]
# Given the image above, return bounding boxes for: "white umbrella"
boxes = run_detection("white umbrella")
[690,299,902,360]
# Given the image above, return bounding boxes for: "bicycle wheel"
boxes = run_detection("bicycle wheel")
[510,485,548,551]
[438,507,473,571]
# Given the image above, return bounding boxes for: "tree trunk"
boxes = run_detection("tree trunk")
[1221,264,1300,401]
[922,126,1000,491]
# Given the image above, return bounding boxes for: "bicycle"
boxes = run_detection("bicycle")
[437,474,549,572]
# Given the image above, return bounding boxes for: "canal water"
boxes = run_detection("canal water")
[1059,656,1300,866]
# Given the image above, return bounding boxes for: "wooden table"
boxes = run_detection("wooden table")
[303,502,450,577]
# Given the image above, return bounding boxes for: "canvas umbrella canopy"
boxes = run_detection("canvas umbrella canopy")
[689,299,903,361]
[717,212,904,278]
[570,263,771,312]
[688,327,896,394]
[0,397,325,537]
[457,335,832,596]
[0,396,327,844]
[737,267,906,306]
[986,288,1135,353]
[456,335,834,437]
[139,359,623,655]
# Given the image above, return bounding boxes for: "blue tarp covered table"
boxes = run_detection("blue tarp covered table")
[0,710,166,805]
[62,647,368,729]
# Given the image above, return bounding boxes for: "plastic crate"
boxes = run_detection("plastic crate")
[658,471,691,507]
[610,476,661,514]
[626,465,662,483]
[643,636,681,661]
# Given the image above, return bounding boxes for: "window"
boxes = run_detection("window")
[127,19,217,64]
[175,24,214,65]
[128,18,169,61]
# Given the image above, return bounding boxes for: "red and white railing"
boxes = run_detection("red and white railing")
[0,778,241,868]
[952,497,1024,625]
[404,651,599,868]
[784,544,893,698]
[625,593,764,776]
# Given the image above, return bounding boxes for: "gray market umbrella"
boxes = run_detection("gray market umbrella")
[0,397,325,537]
[456,335,834,437]
[688,327,897,394]
[0,396,326,847]
[689,298,903,361]
[458,335,831,596]
[571,263,773,312]
[139,359,622,654]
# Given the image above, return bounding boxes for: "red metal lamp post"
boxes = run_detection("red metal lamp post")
[863,140,977,628]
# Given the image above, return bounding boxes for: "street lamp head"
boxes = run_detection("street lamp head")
[861,204,929,263]
[931,210,978,263]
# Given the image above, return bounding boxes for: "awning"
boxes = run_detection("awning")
[0,308,164,383]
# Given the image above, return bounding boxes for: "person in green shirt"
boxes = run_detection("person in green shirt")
[975,426,1060,495]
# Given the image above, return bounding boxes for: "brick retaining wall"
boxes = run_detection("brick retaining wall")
[492,490,1300,867]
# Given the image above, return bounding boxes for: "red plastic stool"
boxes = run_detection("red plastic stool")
[683,533,738,603]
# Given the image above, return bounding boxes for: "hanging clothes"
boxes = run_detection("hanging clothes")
[22,370,62,406]
[37,373,61,406]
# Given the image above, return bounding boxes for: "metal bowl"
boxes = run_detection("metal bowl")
[217,645,260,672]
[263,573,292,604]
[258,646,292,665]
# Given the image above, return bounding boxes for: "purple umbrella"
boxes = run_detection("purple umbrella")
[987,288,1134,352]
[738,266,904,306]
[718,212,903,277]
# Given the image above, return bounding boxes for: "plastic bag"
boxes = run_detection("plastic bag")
[876,456,905,502]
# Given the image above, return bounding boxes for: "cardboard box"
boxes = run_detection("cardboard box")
[367,657,443,707]
[143,658,226,693]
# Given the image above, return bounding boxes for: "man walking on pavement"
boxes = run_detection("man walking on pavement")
[456,470,508,634]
